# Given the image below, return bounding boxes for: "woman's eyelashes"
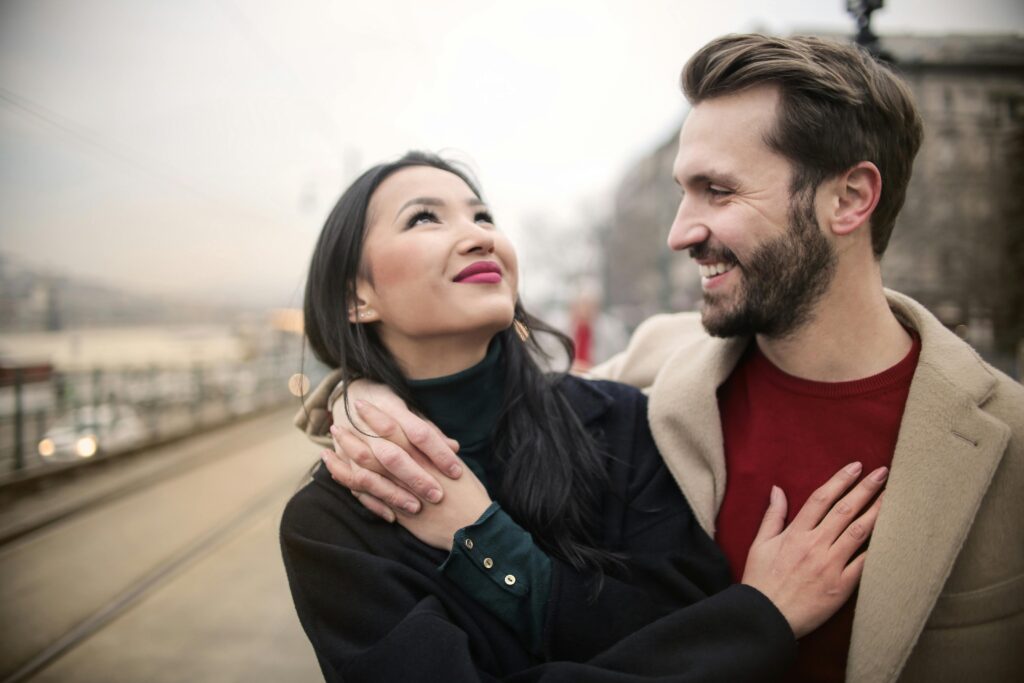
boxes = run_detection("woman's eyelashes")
[404,208,496,230]
[407,209,440,229]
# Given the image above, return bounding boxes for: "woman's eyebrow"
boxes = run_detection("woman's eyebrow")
[395,196,443,220]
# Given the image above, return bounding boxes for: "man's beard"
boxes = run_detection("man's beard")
[692,193,837,339]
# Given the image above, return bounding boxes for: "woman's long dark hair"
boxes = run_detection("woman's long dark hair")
[304,151,617,574]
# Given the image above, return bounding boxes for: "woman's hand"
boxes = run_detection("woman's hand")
[392,458,493,551]
[326,422,492,550]
[741,462,887,639]
[324,382,463,516]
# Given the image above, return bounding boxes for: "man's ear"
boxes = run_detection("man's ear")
[348,279,380,324]
[828,161,882,237]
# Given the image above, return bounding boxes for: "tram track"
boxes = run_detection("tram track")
[2,476,294,683]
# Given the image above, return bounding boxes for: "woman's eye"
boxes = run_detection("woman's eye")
[474,211,495,225]
[407,210,439,228]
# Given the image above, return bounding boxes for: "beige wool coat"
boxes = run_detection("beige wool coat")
[592,289,1024,682]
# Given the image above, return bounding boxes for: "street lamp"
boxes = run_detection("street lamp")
[847,0,886,58]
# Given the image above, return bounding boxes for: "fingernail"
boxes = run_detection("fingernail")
[403,501,419,513]
[329,425,338,435]
[845,462,863,475]
[448,464,462,477]
[355,399,367,409]
[770,485,781,504]
[384,511,396,523]
[871,467,889,482]
[320,449,331,461]
[426,489,442,503]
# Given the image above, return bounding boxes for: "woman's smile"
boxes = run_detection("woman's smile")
[453,260,503,284]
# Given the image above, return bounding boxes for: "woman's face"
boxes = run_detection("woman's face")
[354,165,519,354]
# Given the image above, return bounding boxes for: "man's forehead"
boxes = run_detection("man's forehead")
[673,89,786,183]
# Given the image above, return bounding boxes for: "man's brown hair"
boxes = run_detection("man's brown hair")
[682,34,924,256]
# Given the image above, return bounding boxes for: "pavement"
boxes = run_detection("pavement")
[0,406,325,682]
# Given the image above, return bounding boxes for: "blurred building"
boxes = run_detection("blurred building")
[600,33,1024,376]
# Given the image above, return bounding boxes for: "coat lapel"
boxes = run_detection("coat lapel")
[647,332,748,536]
[846,293,1011,683]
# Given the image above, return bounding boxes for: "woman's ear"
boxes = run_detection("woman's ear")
[348,279,380,324]
[828,161,882,237]
[348,305,378,323]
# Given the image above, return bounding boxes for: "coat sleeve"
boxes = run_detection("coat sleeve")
[281,489,794,683]
[538,381,797,675]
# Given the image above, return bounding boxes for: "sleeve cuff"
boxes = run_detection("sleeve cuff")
[438,502,552,654]
[438,502,538,597]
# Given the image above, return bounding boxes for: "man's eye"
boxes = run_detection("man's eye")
[407,210,439,228]
[708,185,731,197]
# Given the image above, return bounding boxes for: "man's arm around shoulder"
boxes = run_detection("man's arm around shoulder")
[589,312,706,391]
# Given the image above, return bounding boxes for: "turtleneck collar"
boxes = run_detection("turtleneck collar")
[406,337,505,456]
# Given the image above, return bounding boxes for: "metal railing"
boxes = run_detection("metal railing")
[0,351,302,477]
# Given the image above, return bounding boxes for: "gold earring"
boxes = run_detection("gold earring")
[512,317,530,342]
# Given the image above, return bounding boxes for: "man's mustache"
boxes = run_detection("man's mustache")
[689,241,739,265]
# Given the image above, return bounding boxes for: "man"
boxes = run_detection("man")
[298,34,1023,682]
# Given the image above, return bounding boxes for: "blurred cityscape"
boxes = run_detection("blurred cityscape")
[0,257,320,477]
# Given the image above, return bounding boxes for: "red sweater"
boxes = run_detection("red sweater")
[715,336,921,682]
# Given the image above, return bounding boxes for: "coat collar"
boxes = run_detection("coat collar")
[294,368,344,449]
[646,289,1011,683]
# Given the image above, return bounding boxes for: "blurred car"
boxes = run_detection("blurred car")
[38,404,148,462]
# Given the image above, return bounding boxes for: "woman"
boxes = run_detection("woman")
[281,151,885,682]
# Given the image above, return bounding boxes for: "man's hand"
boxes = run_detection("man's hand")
[320,380,463,519]
[741,462,887,639]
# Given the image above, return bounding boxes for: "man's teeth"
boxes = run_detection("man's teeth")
[698,262,735,278]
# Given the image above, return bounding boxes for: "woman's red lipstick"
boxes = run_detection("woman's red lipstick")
[454,261,502,284]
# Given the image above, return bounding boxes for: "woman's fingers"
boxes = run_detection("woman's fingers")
[830,491,885,565]
[321,448,397,521]
[357,399,463,479]
[332,411,446,505]
[423,418,461,456]
[789,461,863,531]
[324,432,423,514]
[752,485,788,544]
[815,467,888,543]
[351,490,396,524]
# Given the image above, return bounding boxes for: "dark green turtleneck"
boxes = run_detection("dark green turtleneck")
[406,338,506,487]
[407,339,551,656]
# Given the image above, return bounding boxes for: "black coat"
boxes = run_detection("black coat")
[280,376,795,682]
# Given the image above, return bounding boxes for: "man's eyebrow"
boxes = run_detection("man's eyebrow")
[676,170,741,188]
[395,196,487,220]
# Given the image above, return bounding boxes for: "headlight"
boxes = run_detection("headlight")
[39,439,55,457]
[76,435,98,458]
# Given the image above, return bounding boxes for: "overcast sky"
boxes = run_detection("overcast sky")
[2,0,1022,309]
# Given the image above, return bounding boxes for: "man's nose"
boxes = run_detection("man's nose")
[667,198,710,252]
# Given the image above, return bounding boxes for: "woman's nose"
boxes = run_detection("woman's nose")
[459,222,495,254]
